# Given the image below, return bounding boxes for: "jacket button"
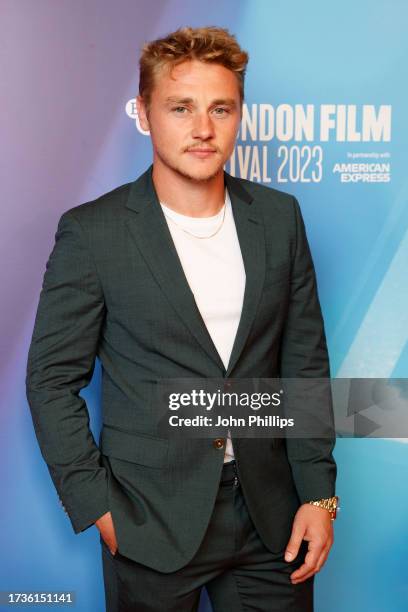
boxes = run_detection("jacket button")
[213,438,225,449]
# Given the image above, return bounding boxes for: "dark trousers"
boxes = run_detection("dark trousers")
[100,460,313,611]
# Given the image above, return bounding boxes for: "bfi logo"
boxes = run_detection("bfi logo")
[126,98,149,135]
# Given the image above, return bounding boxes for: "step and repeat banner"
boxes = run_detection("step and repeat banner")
[2,1,407,610]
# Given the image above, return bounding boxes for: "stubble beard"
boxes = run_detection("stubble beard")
[156,147,225,184]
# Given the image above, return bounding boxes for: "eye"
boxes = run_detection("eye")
[172,106,188,114]
[213,107,229,115]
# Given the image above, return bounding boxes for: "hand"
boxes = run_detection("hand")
[95,511,118,556]
[284,503,334,584]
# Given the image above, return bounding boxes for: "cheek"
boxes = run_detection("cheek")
[151,121,184,149]
[149,130,168,153]
[218,126,239,153]
[218,119,240,141]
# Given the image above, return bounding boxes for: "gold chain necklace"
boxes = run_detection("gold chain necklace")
[162,201,226,239]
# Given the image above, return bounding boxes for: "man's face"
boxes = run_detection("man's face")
[137,59,242,182]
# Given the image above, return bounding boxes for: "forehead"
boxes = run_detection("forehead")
[153,59,240,98]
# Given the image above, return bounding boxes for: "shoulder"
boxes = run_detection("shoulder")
[60,181,133,228]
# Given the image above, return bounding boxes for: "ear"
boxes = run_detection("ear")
[136,95,150,132]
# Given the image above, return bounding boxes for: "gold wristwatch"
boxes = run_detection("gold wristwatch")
[308,496,339,521]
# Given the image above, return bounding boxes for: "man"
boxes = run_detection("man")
[26,26,337,611]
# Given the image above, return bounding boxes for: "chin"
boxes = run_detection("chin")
[177,161,224,183]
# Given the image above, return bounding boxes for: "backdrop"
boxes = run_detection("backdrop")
[1,1,407,610]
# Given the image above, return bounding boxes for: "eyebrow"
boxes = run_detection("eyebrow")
[164,96,237,107]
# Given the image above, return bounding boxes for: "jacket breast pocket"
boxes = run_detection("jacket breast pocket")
[100,425,169,469]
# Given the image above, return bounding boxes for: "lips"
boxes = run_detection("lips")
[187,148,217,158]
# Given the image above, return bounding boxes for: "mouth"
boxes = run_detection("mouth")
[186,148,217,159]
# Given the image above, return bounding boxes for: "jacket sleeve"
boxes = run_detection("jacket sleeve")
[26,210,109,533]
[279,196,337,504]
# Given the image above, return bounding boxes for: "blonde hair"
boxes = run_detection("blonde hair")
[139,26,249,111]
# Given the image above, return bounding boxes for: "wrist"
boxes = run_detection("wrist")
[307,496,339,521]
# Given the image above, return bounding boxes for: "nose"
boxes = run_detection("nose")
[191,111,215,141]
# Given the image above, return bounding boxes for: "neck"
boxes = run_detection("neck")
[152,160,225,218]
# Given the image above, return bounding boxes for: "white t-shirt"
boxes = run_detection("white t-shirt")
[160,188,246,462]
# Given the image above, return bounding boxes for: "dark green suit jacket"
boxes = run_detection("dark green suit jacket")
[26,164,336,572]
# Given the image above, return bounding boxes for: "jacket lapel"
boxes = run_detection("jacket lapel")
[223,173,265,377]
[124,165,266,377]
